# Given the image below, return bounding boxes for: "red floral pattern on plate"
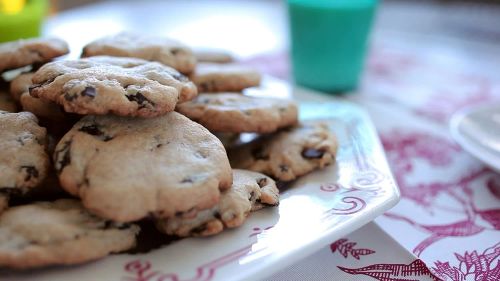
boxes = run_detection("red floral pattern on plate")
[122,246,253,281]
[330,238,375,260]
[338,259,440,281]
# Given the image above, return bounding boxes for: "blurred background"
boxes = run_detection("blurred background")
[1,0,499,92]
[3,0,500,56]
[46,0,500,44]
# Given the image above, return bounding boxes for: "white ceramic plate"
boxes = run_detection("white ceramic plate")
[2,78,400,281]
[450,102,500,172]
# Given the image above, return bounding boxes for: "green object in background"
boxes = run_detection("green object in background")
[0,0,48,43]
[288,0,378,93]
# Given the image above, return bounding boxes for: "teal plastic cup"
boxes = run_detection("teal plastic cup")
[288,0,378,93]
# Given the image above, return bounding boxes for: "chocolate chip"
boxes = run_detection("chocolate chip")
[192,224,207,234]
[20,166,38,181]
[64,93,77,101]
[127,92,146,104]
[181,175,206,184]
[126,92,155,109]
[78,124,113,141]
[81,86,96,98]
[249,191,256,201]
[279,164,289,172]
[54,140,72,174]
[170,48,181,55]
[78,124,102,136]
[117,223,132,230]
[172,72,188,82]
[194,150,207,159]
[214,211,221,219]
[199,80,216,92]
[101,220,114,229]
[16,137,26,145]
[181,177,193,183]
[98,220,130,230]
[301,148,325,159]
[257,178,268,188]
[251,146,269,160]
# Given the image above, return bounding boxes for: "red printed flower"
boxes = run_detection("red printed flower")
[432,242,500,281]
[330,238,375,260]
[338,259,440,281]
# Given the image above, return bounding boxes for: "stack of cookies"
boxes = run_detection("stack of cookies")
[0,33,338,270]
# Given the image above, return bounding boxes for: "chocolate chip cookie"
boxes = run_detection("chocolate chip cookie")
[9,72,34,102]
[82,32,196,74]
[0,199,139,269]
[20,93,67,122]
[54,112,232,222]
[0,37,69,73]
[29,56,197,117]
[193,48,234,64]
[0,89,16,112]
[156,169,279,237]
[229,122,338,181]
[0,111,49,204]
[191,63,261,92]
[9,72,65,121]
[176,93,298,133]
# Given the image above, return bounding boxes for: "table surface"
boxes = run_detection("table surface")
[43,1,500,281]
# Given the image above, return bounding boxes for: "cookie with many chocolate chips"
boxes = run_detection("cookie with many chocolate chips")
[191,63,260,92]
[82,32,196,74]
[229,122,338,181]
[54,112,232,222]
[29,56,197,117]
[0,37,68,73]
[0,111,49,208]
[0,199,139,269]
[176,93,298,133]
[157,169,279,237]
